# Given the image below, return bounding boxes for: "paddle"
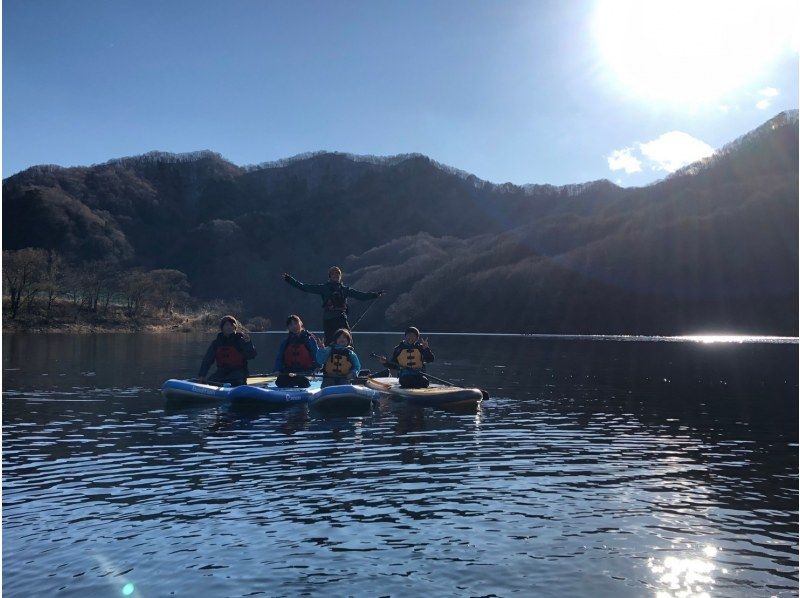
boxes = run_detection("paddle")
[349,291,386,332]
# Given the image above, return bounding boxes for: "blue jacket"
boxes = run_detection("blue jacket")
[316,344,362,377]
[274,330,321,373]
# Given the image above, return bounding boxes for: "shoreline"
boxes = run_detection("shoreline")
[1,298,268,335]
[2,305,222,335]
[3,324,797,344]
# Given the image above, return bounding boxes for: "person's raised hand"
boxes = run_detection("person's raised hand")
[420,337,430,349]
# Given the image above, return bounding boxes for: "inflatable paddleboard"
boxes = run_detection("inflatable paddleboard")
[229,378,321,405]
[365,376,484,407]
[161,375,277,403]
[308,383,380,410]
[161,378,239,402]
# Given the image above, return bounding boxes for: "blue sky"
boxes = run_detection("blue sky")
[3,0,798,185]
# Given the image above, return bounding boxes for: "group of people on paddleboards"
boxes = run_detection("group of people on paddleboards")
[197,266,435,390]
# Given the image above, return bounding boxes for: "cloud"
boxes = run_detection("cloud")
[756,87,779,109]
[608,131,715,176]
[639,132,714,172]
[607,147,642,173]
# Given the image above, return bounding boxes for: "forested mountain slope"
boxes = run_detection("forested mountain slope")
[4,112,797,334]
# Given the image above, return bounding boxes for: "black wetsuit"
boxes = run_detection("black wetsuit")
[284,276,379,345]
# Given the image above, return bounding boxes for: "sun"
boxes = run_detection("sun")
[592,0,798,105]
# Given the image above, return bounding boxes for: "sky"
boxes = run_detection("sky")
[3,0,798,186]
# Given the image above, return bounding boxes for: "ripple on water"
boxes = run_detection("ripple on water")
[2,335,798,596]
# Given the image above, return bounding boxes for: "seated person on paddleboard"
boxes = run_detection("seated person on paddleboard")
[274,314,322,388]
[282,266,384,346]
[198,315,257,387]
[378,327,435,388]
[316,329,361,388]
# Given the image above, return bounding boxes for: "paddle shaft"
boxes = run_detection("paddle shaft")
[349,297,379,332]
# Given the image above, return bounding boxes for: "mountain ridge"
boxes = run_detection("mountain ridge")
[3,112,797,334]
[12,108,796,191]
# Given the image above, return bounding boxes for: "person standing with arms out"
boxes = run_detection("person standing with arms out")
[282,266,383,345]
[198,315,257,387]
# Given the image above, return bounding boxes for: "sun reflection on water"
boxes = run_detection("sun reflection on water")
[677,334,795,344]
[648,545,719,598]
[681,335,755,344]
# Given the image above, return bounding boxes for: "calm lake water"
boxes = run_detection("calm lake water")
[3,332,798,597]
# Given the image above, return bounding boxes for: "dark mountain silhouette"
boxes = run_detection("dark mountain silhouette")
[3,111,797,334]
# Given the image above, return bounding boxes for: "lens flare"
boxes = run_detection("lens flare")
[593,0,798,105]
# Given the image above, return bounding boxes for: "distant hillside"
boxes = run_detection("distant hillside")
[3,111,798,334]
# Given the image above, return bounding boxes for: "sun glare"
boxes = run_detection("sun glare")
[593,0,798,105]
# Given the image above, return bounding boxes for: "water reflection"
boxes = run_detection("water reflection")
[649,544,718,598]
[676,335,795,345]
[2,333,797,597]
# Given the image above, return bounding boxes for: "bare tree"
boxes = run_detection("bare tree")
[120,270,154,317]
[60,264,83,307]
[3,248,48,318]
[80,259,118,312]
[147,269,190,314]
[42,250,64,320]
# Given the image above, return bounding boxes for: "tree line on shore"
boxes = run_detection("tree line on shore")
[1,247,270,332]
[3,246,189,319]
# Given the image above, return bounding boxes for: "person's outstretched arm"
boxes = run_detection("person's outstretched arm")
[344,285,382,301]
[283,273,326,295]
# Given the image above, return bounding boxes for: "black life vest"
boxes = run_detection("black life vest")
[396,344,424,371]
[283,332,315,370]
[323,283,347,312]
[324,346,354,376]
[215,343,246,369]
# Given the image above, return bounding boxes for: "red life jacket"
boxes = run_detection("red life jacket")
[215,344,246,369]
[283,334,315,370]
